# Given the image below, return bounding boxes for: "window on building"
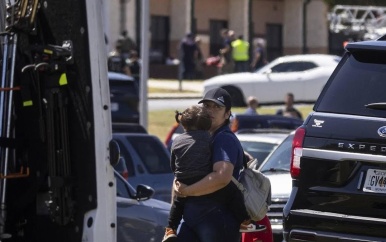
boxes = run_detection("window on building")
[209,20,228,57]
[266,24,283,61]
[150,15,170,64]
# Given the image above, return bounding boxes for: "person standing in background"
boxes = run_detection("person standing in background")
[250,39,267,72]
[117,30,137,60]
[244,96,259,115]
[219,29,234,75]
[107,41,130,76]
[231,35,250,73]
[194,36,205,79]
[276,92,303,120]
[179,33,199,80]
[127,50,141,89]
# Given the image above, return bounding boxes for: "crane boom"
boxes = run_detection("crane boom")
[328,5,386,40]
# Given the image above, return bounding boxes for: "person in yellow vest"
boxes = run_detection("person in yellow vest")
[231,35,250,73]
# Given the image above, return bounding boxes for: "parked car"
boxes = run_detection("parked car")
[113,132,174,203]
[284,38,386,241]
[258,132,294,241]
[203,54,341,106]
[115,170,170,242]
[236,130,290,168]
[231,114,303,133]
[109,71,139,123]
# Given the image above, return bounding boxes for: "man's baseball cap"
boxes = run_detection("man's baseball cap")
[198,87,232,109]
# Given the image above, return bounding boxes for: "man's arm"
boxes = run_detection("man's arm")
[176,161,234,196]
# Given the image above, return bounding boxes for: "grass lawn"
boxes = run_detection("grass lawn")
[148,104,314,142]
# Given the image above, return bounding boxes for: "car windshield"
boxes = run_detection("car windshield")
[239,141,278,164]
[125,135,171,174]
[260,134,294,173]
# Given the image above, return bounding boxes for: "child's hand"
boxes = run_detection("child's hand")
[174,180,188,197]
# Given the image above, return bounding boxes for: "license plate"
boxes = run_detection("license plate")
[363,169,386,193]
[111,102,119,112]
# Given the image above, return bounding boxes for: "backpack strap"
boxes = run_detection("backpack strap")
[242,152,249,169]
[231,176,245,191]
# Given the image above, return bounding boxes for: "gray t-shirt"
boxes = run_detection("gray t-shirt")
[171,130,212,181]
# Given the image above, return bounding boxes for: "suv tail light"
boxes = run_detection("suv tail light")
[290,127,305,178]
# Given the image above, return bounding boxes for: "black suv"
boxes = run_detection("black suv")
[283,37,386,241]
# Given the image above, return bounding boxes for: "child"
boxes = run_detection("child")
[162,105,265,242]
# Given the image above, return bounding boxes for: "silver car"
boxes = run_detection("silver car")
[258,131,294,241]
[236,130,290,168]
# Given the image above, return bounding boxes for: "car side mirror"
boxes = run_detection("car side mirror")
[109,139,120,166]
[135,184,155,201]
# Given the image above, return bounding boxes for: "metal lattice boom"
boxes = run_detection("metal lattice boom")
[328,5,386,39]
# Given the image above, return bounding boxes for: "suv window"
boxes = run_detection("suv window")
[316,52,386,117]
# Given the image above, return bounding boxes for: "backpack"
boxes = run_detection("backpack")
[232,157,271,221]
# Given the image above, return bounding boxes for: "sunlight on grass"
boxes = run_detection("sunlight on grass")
[148,87,200,93]
[148,105,314,141]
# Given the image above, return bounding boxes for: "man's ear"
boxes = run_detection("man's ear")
[226,110,231,119]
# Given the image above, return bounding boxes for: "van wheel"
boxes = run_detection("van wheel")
[222,86,245,107]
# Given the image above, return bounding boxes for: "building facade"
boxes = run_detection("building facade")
[104,0,329,76]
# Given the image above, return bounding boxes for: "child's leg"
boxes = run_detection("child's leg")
[163,196,186,242]
[168,196,186,230]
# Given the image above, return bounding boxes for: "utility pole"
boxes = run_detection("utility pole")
[119,0,126,33]
[302,0,311,54]
[248,0,253,65]
[191,0,195,33]
[140,0,149,129]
